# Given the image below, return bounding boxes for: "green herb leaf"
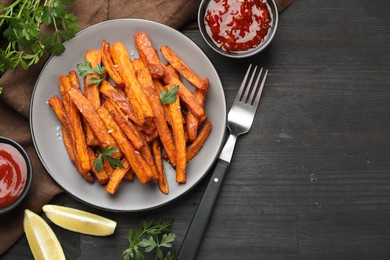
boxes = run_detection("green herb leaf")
[139,236,158,253]
[87,77,103,86]
[0,0,79,94]
[160,233,175,248]
[122,218,176,260]
[159,85,179,105]
[77,61,95,77]
[94,64,106,76]
[93,153,104,172]
[93,146,124,172]
[76,61,106,86]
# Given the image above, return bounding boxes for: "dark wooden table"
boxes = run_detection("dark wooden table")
[4,0,390,259]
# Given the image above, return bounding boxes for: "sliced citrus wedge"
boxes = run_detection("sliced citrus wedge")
[23,209,66,260]
[42,204,117,236]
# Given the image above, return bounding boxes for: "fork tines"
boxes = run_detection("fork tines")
[237,64,268,107]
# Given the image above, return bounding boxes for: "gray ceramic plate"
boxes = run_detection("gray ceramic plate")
[30,19,226,211]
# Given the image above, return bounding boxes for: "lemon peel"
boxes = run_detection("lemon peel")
[42,204,117,236]
[23,209,66,260]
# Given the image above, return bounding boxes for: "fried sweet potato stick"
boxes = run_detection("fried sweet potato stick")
[163,65,204,118]
[59,74,93,181]
[153,79,172,125]
[97,106,153,184]
[133,32,166,78]
[186,89,208,142]
[186,121,212,162]
[152,140,169,195]
[166,84,187,183]
[105,158,131,195]
[109,42,154,124]
[136,130,159,181]
[101,40,125,88]
[67,87,122,159]
[99,80,139,125]
[123,167,134,181]
[48,96,76,164]
[83,50,102,147]
[160,45,209,91]
[83,50,102,108]
[87,148,109,184]
[133,58,176,165]
[103,99,144,151]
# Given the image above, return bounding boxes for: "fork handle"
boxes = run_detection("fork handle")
[177,158,230,260]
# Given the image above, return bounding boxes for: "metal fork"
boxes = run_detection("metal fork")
[177,65,268,259]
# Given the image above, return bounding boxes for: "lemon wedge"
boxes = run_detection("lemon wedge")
[23,209,66,260]
[42,204,117,236]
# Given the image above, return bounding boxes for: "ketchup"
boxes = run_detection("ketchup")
[204,0,272,52]
[0,143,27,208]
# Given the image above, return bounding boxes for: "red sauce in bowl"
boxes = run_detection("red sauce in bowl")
[0,143,28,208]
[204,0,272,52]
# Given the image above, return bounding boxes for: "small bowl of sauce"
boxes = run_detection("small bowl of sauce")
[0,136,32,214]
[198,0,278,58]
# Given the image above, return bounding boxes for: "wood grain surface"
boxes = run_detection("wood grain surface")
[3,0,390,259]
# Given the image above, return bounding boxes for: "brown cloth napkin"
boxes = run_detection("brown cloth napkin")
[0,0,293,255]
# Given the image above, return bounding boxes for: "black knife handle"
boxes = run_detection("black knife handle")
[177,159,230,260]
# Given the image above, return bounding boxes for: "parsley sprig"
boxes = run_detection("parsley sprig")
[93,146,124,172]
[0,0,79,74]
[159,85,179,105]
[122,218,176,260]
[77,61,106,86]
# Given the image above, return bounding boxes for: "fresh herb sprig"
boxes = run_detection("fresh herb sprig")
[0,0,79,74]
[122,218,176,260]
[93,146,124,172]
[77,61,106,86]
[159,85,179,105]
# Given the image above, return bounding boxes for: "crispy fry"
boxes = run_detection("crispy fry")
[134,32,166,78]
[48,96,76,164]
[68,70,81,89]
[166,84,187,183]
[160,45,209,91]
[123,168,134,181]
[186,89,208,142]
[99,80,139,125]
[67,87,122,159]
[58,75,75,120]
[163,65,204,118]
[187,121,212,162]
[152,140,168,195]
[103,99,144,151]
[153,79,172,125]
[48,96,68,125]
[110,42,154,124]
[105,158,130,195]
[133,59,176,165]
[83,50,102,147]
[136,130,159,180]
[87,148,109,184]
[144,129,158,143]
[101,40,125,88]
[97,106,153,184]
[103,157,114,177]
[59,73,92,181]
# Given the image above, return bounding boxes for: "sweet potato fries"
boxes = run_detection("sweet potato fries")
[49,32,212,195]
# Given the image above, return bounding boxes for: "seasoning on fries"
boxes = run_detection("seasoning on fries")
[48,32,213,195]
